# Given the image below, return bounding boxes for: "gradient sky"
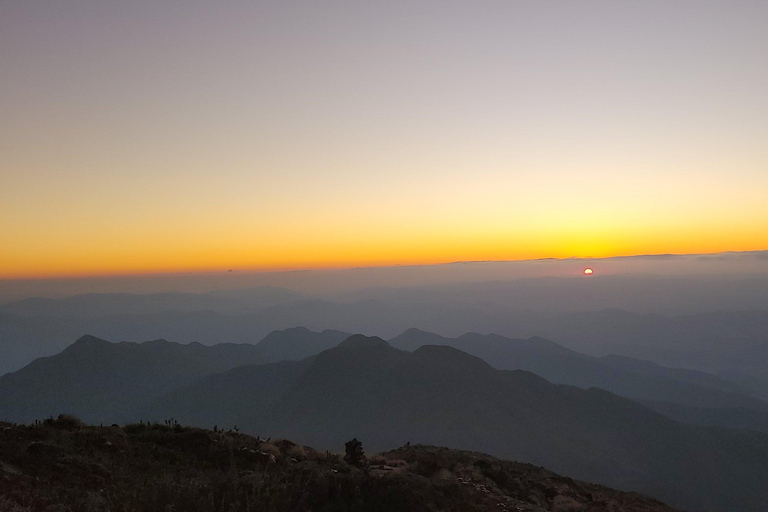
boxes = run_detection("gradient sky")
[2,1,767,278]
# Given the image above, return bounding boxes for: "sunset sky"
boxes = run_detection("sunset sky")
[2,1,767,279]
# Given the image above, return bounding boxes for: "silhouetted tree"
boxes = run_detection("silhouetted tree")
[344,438,365,467]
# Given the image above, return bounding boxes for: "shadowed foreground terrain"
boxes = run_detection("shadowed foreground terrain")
[0,418,678,512]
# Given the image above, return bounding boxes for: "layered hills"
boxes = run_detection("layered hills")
[4,277,768,391]
[389,329,768,432]
[3,333,768,511]
[0,335,263,424]
[148,336,768,512]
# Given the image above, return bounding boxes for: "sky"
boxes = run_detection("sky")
[2,1,768,279]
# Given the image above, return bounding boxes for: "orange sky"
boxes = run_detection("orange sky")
[2,1,767,279]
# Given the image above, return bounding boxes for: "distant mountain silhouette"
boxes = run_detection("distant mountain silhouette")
[530,308,768,401]
[4,280,768,385]
[0,287,306,375]
[254,326,351,362]
[598,353,745,393]
[388,329,768,431]
[532,308,768,373]
[0,311,347,376]
[0,335,264,424]
[0,327,351,424]
[5,325,765,434]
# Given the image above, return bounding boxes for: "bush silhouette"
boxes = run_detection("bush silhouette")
[43,414,84,430]
[343,437,365,467]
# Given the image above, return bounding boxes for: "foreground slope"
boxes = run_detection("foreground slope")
[146,336,768,512]
[0,419,679,512]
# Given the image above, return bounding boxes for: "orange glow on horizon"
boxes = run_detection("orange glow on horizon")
[4,156,768,281]
[3,234,767,281]
[3,2,768,283]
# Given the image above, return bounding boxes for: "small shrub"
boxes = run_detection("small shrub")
[44,414,84,431]
[343,438,366,468]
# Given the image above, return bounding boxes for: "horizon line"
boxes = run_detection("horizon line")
[2,249,767,283]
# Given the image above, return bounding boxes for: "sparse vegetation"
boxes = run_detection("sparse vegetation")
[0,419,679,512]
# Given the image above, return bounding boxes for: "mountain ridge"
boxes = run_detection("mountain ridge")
[388,328,768,420]
[136,335,768,512]
[4,332,768,511]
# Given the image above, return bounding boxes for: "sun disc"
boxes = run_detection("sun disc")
[583,268,593,275]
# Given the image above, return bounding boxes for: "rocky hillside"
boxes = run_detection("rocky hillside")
[0,418,678,512]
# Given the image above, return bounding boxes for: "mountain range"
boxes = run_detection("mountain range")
[148,335,768,512]
[2,332,768,511]
[3,277,768,384]
[5,326,768,434]
[389,329,768,433]
[0,335,263,424]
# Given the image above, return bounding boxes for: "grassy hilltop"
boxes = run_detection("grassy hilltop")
[0,417,678,512]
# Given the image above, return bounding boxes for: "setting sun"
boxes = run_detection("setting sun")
[584,268,594,275]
